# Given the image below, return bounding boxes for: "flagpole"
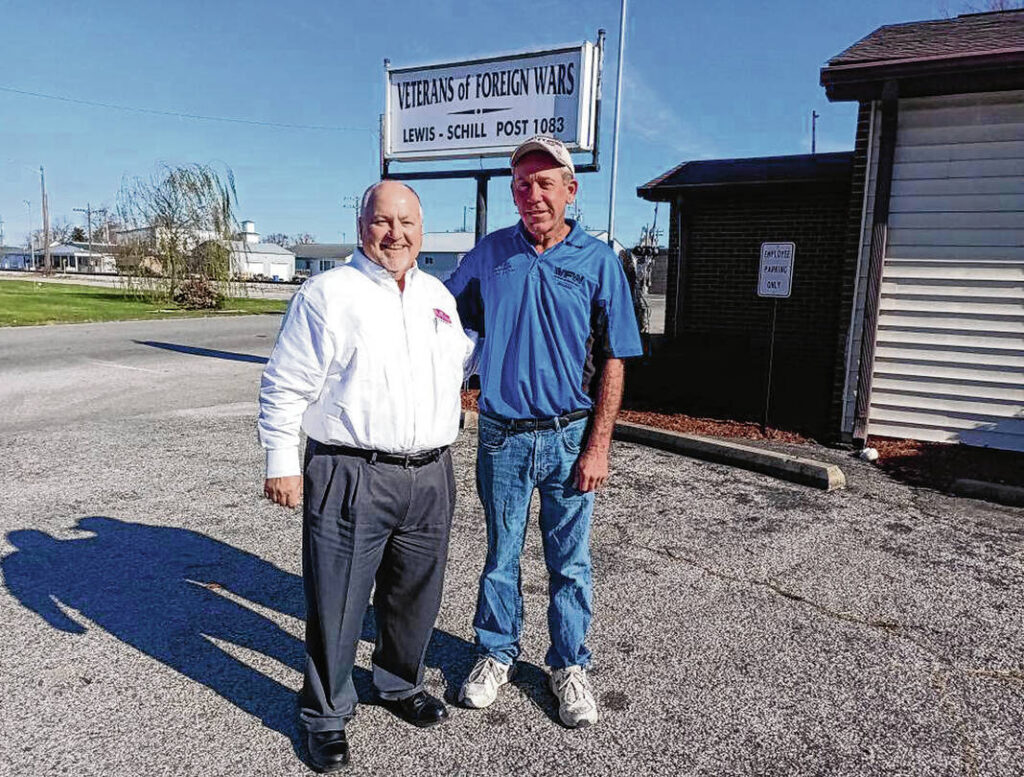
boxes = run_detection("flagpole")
[606,0,628,248]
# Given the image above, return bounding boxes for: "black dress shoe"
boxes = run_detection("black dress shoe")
[385,690,449,728]
[306,729,350,773]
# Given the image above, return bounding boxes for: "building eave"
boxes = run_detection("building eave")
[821,49,1024,101]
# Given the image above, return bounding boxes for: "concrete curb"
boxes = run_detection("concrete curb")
[952,478,1024,508]
[459,411,846,491]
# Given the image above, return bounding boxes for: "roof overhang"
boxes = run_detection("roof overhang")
[637,153,854,203]
[821,49,1024,101]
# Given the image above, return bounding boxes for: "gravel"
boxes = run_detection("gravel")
[2,317,1022,776]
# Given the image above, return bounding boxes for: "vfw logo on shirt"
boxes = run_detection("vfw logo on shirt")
[554,266,585,288]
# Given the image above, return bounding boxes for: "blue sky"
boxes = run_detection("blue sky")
[1,0,952,248]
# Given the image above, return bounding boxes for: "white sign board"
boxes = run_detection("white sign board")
[758,242,795,298]
[384,43,599,162]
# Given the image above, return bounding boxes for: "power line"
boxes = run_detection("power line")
[0,84,373,133]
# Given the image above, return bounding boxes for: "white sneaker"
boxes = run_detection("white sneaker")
[549,666,599,728]
[459,656,512,709]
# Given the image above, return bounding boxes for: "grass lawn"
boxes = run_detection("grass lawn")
[0,280,288,327]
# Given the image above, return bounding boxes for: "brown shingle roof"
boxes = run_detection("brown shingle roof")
[821,10,1024,101]
[829,10,1024,66]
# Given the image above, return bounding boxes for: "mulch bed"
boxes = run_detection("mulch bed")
[868,436,1024,491]
[462,390,806,442]
[461,390,1024,493]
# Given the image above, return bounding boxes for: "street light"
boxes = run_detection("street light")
[463,206,475,232]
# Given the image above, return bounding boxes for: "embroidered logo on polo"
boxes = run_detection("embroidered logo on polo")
[553,266,585,288]
[433,308,452,325]
[491,259,516,276]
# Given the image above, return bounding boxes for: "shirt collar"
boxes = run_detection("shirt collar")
[516,218,586,252]
[350,248,418,291]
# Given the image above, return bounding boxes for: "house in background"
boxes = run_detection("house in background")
[45,242,118,273]
[289,233,476,281]
[291,243,356,277]
[1,246,31,269]
[418,232,475,281]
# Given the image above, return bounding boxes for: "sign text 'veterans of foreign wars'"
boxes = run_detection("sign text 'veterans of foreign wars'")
[385,44,600,162]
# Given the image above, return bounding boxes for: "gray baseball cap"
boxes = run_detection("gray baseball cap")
[510,135,575,175]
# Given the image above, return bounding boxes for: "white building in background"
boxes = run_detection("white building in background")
[418,232,475,281]
[227,221,296,281]
[288,232,476,281]
[291,243,356,276]
[46,243,118,273]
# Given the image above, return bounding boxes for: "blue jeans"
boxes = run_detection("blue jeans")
[473,413,595,669]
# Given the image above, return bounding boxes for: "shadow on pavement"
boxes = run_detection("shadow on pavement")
[134,340,269,364]
[1,517,555,745]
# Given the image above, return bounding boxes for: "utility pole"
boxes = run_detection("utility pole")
[40,166,52,272]
[812,110,819,155]
[74,203,108,272]
[462,205,475,232]
[342,196,360,246]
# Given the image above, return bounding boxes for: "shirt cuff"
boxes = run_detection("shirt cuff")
[266,447,301,479]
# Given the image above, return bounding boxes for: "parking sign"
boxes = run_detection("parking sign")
[758,242,795,298]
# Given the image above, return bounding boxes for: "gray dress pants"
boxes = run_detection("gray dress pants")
[299,439,455,732]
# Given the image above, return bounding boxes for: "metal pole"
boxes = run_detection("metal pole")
[474,175,487,245]
[812,110,819,155]
[40,166,52,272]
[762,299,778,434]
[605,0,628,248]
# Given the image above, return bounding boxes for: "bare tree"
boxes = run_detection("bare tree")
[116,163,240,306]
[34,217,75,246]
[263,232,291,247]
[293,232,316,245]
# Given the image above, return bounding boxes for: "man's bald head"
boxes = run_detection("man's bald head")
[359,180,423,224]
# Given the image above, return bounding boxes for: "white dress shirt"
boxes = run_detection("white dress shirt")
[259,249,474,478]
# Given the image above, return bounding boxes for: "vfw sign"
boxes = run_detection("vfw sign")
[384,43,600,162]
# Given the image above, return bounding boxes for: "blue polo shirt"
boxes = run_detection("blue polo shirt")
[445,219,643,419]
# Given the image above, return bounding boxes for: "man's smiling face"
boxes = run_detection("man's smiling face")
[511,151,577,243]
[359,181,423,282]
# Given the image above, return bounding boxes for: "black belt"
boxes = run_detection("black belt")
[315,441,447,468]
[485,408,590,432]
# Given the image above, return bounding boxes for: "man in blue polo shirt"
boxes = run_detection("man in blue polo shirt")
[445,135,642,728]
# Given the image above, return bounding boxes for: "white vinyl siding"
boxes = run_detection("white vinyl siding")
[866,90,1024,451]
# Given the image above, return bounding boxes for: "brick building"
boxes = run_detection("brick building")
[636,153,854,438]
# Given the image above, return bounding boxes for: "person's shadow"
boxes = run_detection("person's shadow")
[1,516,557,752]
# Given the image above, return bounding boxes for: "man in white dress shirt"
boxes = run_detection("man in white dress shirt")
[259,180,472,772]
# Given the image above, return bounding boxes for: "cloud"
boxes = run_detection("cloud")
[620,72,717,158]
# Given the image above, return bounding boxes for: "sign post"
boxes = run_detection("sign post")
[381,38,604,243]
[757,242,795,433]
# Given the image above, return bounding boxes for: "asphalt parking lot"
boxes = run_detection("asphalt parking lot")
[1,316,1022,777]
